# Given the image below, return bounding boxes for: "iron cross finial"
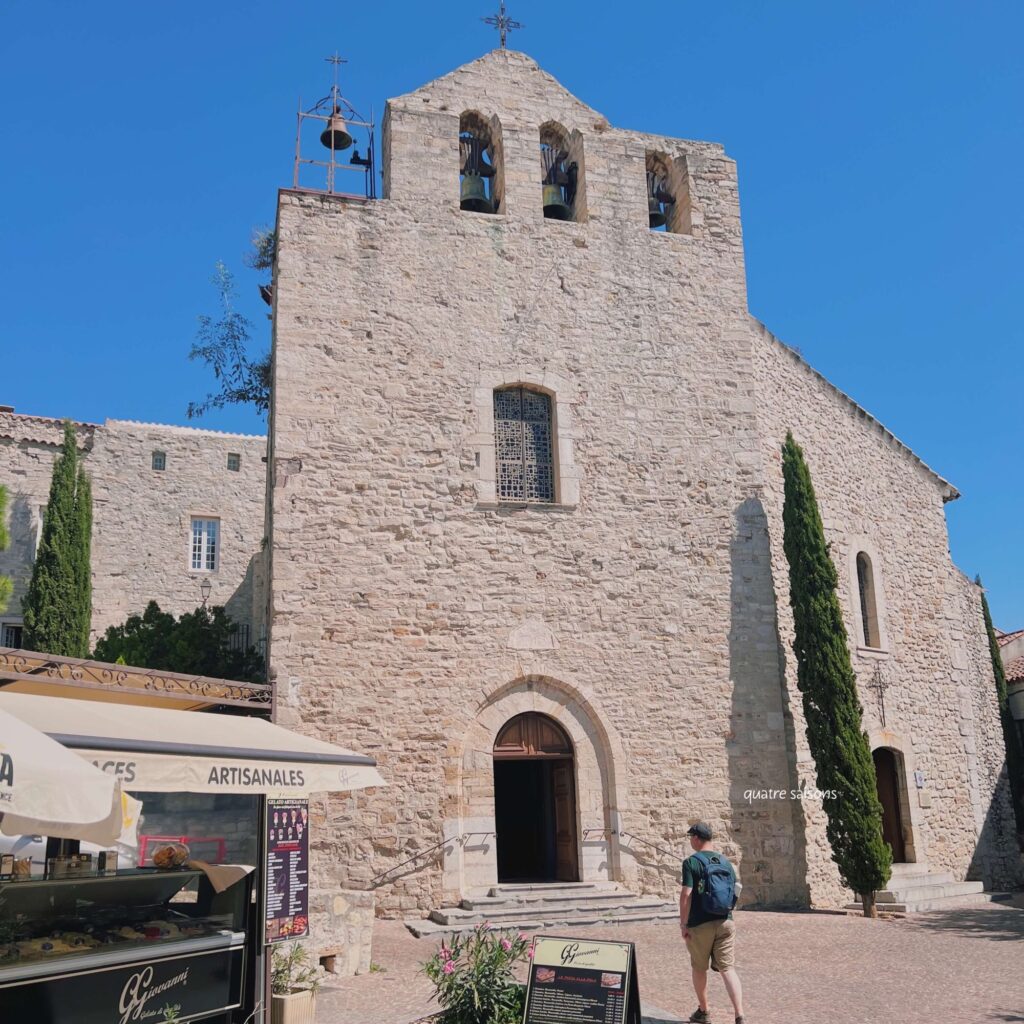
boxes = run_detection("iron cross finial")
[325,52,348,93]
[482,2,522,49]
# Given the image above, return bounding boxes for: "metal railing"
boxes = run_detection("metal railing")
[368,831,495,888]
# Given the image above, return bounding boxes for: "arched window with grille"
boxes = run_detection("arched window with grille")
[494,386,555,503]
[856,552,881,648]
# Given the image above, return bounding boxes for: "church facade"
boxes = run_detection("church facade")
[258,50,1019,914]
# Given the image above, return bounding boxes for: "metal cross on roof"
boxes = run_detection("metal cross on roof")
[482,2,522,49]
[325,51,348,92]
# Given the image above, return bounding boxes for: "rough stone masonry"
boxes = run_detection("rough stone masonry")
[264,49,1023,916]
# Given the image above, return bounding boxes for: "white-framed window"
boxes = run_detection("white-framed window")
[152,450,166,471]
[227,452,241,472]
[1,621,24,648]
[190,517,219,572]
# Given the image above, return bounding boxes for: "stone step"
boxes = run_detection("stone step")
[887,866,952,884]
[463,888,634,911]
[406,904,680,941]
[876,879,983,903]
[431,895,673,926]
[488,881,611,897]
[845,891,1010,914]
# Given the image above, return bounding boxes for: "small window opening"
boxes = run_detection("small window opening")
[856,552,881,648]
[460,111,502,215]
[152,450,166,471]
[227,452,241,472]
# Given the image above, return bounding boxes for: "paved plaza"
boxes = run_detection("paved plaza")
[316,898,1024,1024]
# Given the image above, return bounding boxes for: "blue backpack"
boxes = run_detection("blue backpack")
[693,852,736,917]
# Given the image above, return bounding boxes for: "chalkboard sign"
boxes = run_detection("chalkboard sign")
[523,936,641,1024]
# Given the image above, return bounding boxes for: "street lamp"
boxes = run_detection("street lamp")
[199,578,212,607]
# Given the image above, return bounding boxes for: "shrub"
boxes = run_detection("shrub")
[271,942,321,996]
[421,925,530,1024]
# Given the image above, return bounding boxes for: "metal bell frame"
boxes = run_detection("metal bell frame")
[293,78,376,199]
[541,142,574,221]
[460,132,497,214]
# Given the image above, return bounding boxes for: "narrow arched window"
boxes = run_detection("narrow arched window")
[539,122,584,222]
[494,387,554,503]
[856,552,881,648]
[459,111,502,215]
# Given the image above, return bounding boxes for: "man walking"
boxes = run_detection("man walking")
[679,822,745,1024]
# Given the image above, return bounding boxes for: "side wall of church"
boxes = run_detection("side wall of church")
[0,411,266,645]
[267,51,809,915]
[752,322,1023,904]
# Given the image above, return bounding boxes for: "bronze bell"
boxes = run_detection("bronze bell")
[648,197,668,229]
[320,106,353,152]
[542,184,572,221]
[460,174,493,214]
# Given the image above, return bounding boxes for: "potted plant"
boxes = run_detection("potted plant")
[421,924,530,1024]
[271,942,321,1024]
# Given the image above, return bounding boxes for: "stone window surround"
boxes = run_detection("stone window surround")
[848,537,890,657]
[471,368,580,509]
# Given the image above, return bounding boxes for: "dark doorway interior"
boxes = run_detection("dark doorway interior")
[873,747,907,863]
[495,759,558,882]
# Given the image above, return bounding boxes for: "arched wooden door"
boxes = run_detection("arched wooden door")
[873,747,907,863]
[493,713,578,883]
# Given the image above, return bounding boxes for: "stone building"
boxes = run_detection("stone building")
[0,408,266,647]
[263,48,1023,918]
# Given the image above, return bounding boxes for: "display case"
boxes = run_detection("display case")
[0,867,250,1023]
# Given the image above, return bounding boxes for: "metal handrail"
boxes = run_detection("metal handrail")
[582,827,682,863]
[368,831,496,888]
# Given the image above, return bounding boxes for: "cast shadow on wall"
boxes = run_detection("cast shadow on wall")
[727,496,810,908]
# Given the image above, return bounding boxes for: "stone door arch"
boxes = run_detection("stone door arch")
[444,675,627,898]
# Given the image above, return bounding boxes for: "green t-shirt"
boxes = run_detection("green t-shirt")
[682,851,735,927]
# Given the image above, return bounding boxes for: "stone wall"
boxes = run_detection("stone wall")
[752,321,1024,902]
[0,411,266,645]
[267,49,805,915]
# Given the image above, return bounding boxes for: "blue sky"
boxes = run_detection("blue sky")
[2,2,1021,625]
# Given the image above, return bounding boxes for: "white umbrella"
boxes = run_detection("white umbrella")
[0,707,123,845]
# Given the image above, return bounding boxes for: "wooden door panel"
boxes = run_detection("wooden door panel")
[552,760,578,882]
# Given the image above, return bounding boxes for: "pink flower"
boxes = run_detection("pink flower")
[527,946,534,960]
[443,959,455,975]
[518,932,529,941]
[440,943,451,961]
[500,938,512,951]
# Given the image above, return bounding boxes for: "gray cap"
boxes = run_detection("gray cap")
[686,822,713,840]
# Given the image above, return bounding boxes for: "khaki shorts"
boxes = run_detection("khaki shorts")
[686,918,736,973]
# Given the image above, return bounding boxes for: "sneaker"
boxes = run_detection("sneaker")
[688,1011,711,1023]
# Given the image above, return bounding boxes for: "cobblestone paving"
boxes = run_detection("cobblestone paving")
[317,899,1024,1024]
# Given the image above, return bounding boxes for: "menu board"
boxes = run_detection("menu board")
[523,937,641,1024]
[265,797,310,944]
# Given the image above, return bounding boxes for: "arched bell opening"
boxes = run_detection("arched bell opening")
[493,712,579,882]
[873,746,912,863]
[645,151,692,234]
[459,111,503,215]
[539,122,584,223]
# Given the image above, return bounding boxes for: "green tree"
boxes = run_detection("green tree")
[978,582,1024,845]
[187,231,274,419]
[22,422,92,657]
[782,432,891,916]
[93,600,265,683]
[0,485,12,614]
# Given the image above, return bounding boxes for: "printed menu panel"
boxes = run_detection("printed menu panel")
[265,798,310,944]
[524,937,641,1024]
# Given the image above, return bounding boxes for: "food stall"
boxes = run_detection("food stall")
[0,690,384,1023]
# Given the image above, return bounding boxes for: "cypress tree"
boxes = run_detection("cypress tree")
[781,432,891,916]
[0,485,12,614]
[21,422,92,657]
[978,582,1024,843]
